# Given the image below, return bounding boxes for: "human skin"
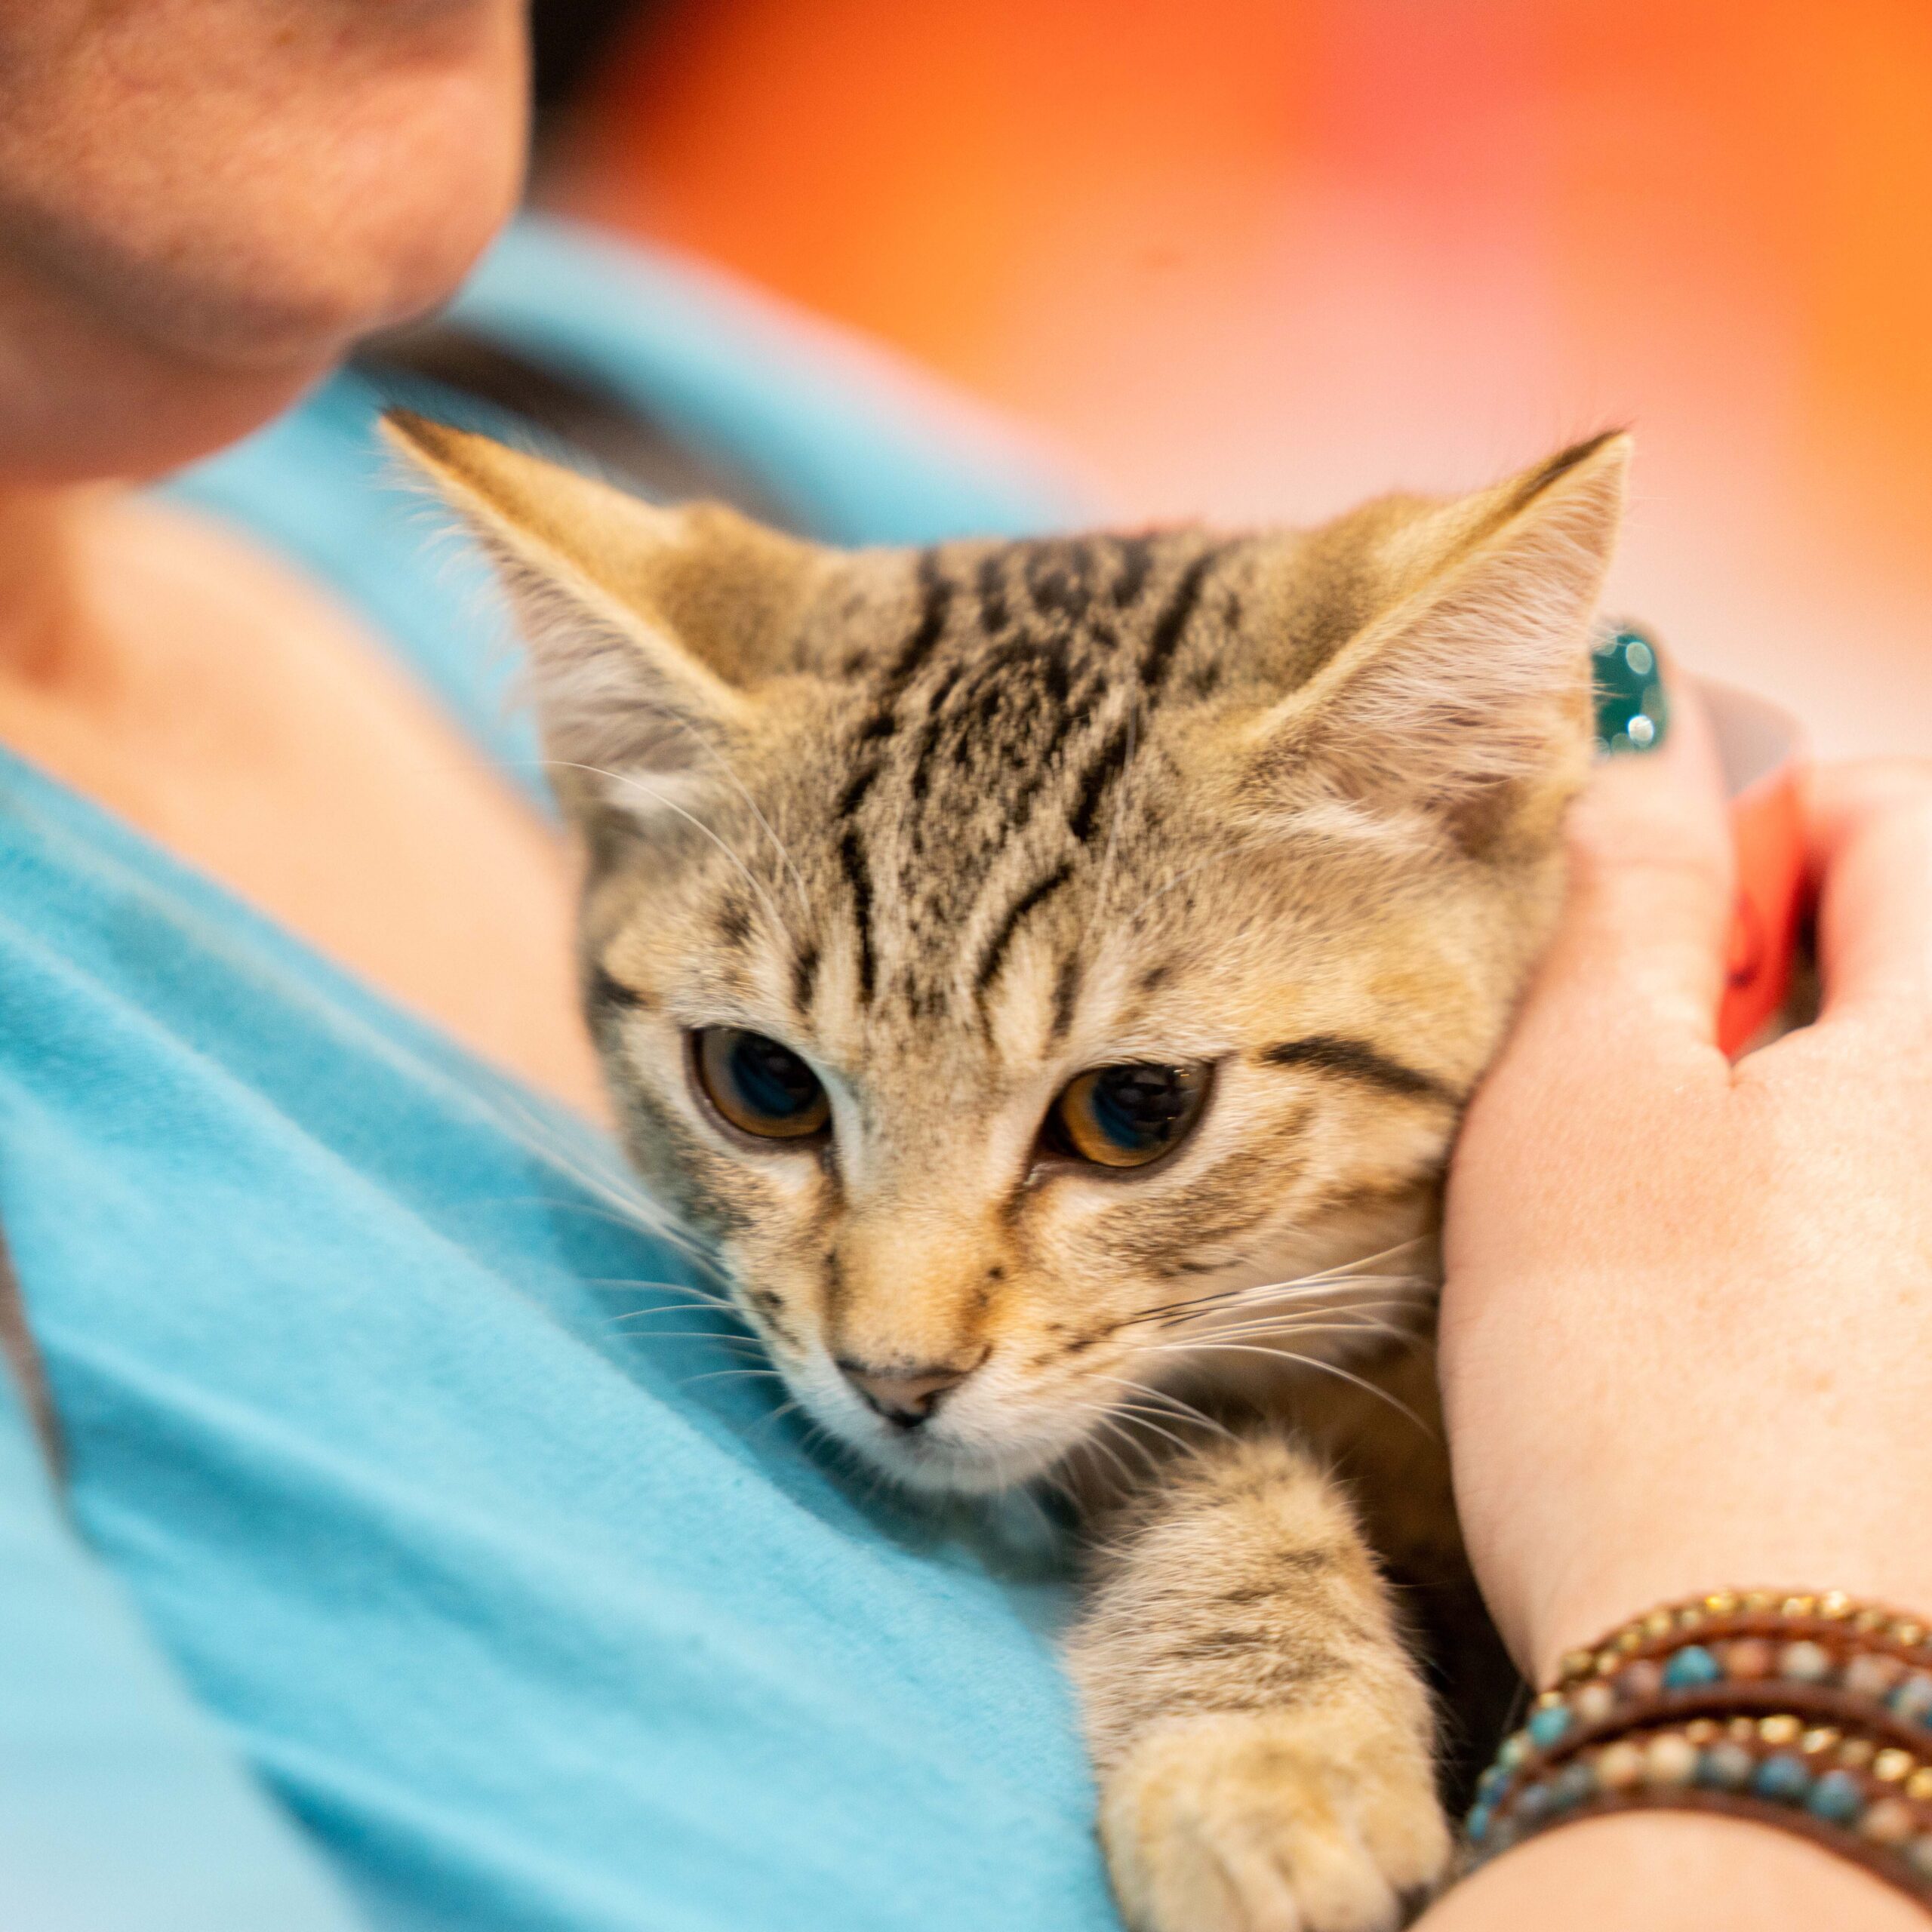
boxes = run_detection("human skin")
[1418,688,1932,1927]
[0,0,528,480]
[0,2,605,1112]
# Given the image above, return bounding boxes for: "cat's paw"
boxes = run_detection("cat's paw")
[1098,1709,1451,1932]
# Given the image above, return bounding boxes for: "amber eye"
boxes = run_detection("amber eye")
[693,1028,831,1142]
[1044,1062,1210,1171]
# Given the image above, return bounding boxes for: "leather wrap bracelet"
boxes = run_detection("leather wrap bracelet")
[1463,1591,1932,1912]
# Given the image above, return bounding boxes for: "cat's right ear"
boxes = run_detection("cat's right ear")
[1245,432,1629,848]
[382,411,830,824]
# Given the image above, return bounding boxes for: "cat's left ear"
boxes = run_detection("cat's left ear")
[381,411,832,821]
[1254,431,1629,841]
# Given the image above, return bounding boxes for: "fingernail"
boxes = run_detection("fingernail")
[1592,622,1669,755]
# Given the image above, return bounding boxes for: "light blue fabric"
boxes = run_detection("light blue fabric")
[448,221,1074,549]
[0,215,1116,1930]
[0,1365,361,1930]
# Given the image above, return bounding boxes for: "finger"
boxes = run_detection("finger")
[1803,758,1932,1020]
[1512,668,1737,1067]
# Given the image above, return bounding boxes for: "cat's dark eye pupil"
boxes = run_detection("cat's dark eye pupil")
[1093,1066,1192,1150]
[732,1033,817,1118]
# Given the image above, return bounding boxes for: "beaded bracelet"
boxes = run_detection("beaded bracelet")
[1463,1591,1932,1912]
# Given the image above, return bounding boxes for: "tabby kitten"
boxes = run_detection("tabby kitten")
[391,410,1626,1932]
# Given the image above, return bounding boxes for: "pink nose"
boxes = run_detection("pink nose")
[838,1358,978,1427]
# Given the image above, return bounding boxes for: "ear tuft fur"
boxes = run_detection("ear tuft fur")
[382,412,829,827]
[1251,432,1629,843]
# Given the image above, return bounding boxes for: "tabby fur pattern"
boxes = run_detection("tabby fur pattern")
[392,410,1626,1932]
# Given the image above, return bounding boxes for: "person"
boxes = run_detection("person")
[0,4,1925,1927]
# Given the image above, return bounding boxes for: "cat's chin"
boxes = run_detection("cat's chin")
[804,1398,1076,1497]
[841,1427,1064,1498]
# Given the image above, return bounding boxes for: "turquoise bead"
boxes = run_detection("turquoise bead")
[1591,623,1669,756]
[1476,1764,1511,1804]
[1527,1704,1574,1750]
[1662,1644,1723,1689]
[1807,1770,1864,1826]
[1465,1802,1493,1844]
[1752,1752,1812,1804]
[1550,1761,1598,1811]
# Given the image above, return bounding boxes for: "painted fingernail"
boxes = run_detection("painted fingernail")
[1592,623,1669,755]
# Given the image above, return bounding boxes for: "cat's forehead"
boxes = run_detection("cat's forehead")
[798,521,1377,693]
[778,530,1271,857]
[809,530,1241,685]
[778,514,1411,814]
[764,532,1250,1025]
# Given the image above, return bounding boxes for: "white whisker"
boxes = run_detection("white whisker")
[1160,1321,1412,1361]
[614,715,814,919]
[1106,1404,1207,1463]
[745,1396,807,1442]
[582,1280,737,1315]
[1154,1281,1429,1331]
[1129,1271,1430,1334]
[471,1104,727,1286]
[1171,1294,1424,1334]
[1134,1238,1435,1316]
[1087,1372,1238,1445]
[1088,1411,1161,1487]
[608,1327,765,1349]
[1138,1341,1434,1438]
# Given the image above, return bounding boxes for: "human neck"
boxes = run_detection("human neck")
[0,485,103,694]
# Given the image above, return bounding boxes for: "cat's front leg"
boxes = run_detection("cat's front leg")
[1069,1435,1450,1932]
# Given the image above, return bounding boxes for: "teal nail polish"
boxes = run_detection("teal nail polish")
[1592,622,1669,755]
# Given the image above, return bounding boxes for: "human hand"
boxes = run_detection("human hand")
[1439,686,1932,1683]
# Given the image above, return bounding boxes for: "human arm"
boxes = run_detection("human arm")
[1421,693,1932,1926]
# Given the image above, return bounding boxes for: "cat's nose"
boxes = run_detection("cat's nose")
[838,1356,980,1428]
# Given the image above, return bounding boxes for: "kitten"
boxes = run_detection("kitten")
[391,410,1624,1932]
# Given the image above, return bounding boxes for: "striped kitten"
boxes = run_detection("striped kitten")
[393,412,1625,1932]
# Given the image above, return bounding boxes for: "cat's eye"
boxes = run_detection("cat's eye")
[693,1027,831,1143]
[1043,1062,1210,1171]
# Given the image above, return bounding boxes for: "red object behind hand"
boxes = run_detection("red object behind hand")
[1709,685,1804,1054]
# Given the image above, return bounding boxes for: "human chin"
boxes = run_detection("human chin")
[0,0,528,371]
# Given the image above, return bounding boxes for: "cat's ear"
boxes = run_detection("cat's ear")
[1252,431,1629,844]
[382,411,829,821]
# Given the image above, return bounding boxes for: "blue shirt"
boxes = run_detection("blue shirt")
[0,217,1119,1932]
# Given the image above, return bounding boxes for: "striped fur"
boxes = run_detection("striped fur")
[392,414,1627,1932]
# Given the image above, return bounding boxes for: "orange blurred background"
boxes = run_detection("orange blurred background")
[550,0,1931,755]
